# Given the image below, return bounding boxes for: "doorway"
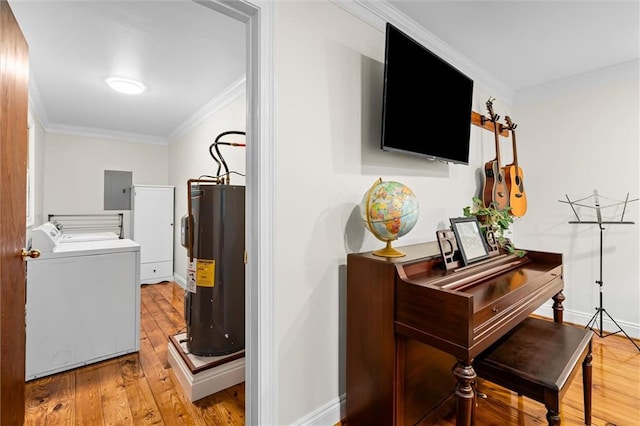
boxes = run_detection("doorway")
[6,0,276,424]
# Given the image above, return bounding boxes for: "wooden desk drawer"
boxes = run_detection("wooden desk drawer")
[473,265,562,328]
[472,275,563,349]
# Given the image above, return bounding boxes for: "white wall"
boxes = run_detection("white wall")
[273,3,640,424]
[513,61,640,335]
[167,95,246,285]
[274,2,511,423]
[42,132,169,236]
[30,111,46,227]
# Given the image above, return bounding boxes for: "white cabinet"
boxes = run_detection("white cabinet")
[131,185,175,284]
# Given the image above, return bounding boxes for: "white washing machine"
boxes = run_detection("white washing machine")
[58,231,121,243]
[26,223,141,380]
[33,221,121,246]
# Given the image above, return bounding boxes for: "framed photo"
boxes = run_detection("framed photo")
[449,217,490,265]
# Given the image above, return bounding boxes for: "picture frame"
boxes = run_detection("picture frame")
[449,217,490,265]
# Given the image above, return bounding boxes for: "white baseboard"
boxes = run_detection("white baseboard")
[292,394,345,426]
[173,272,186,288]
[535,305,640,339]
[167,341,245,402]
[140,275,175,285]
[291,308,639,426]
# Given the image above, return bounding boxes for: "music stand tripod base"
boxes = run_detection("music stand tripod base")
[560,190,640,352]
[585,285,640,352]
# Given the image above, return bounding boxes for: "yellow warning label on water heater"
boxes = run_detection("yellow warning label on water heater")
[196,259,215,287]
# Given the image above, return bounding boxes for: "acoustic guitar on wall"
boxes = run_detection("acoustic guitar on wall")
[482,97,509,211]
[503,116,527,217]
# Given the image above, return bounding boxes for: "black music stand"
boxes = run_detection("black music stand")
[559,190,639,351]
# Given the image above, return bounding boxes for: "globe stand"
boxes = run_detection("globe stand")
[373,240,405,258]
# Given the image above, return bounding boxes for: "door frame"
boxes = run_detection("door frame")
[197,1,277,424]
[5,0,277,422]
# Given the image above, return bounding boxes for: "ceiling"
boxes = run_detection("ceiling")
[8,1,639,144]
[9,0,246,144]
[387,1,640,92]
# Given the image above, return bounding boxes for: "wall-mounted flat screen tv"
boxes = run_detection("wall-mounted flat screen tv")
[381,23,474,165]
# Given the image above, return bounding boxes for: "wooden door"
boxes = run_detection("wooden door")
[0,0,29,423]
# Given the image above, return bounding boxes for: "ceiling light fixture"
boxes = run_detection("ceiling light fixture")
[105,77,147,95]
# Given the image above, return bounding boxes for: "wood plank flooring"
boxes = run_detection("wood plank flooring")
[429,322,640,426]
[24,282,244,425]
[340,322,640,426]
[25,282,640,425]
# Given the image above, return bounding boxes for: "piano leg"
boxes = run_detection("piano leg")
[553,291,565,323]
[452,360,476,426]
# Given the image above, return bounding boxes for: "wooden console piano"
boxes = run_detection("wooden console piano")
[346,241,564,426]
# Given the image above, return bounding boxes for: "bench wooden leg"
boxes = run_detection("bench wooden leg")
[583,341,593,425]
[546,410,561,425]
[543,339,592,426]
[474,319,593,426]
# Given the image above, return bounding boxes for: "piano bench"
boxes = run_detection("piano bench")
[474,317,593,426]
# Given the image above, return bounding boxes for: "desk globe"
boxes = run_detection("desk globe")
[359,179,419,257]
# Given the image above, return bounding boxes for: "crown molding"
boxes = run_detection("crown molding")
[514,60,640,105]
[29,74,246,145]
[45,123,167,145]
[331,0,514,104]
[28,72,166,144]
[167,75,246,144]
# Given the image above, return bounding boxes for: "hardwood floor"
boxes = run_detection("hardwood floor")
[339,324,640,426]
[432,330,640,426]
[24,282,244,425]
[25,281,640,425]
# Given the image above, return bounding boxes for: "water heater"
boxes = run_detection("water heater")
[182,182,245,356]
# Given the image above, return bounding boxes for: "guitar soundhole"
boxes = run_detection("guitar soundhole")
[485,169,494,178]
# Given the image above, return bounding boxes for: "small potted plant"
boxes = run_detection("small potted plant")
[462,197,525,257]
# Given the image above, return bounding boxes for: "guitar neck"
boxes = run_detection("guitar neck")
[511,130,519,167]
[493,121,502,167]
[486,98,503,169]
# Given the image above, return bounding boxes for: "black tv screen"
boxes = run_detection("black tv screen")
[381,23,474,165]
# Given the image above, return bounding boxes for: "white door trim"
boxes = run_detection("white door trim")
[194,1,277,424]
